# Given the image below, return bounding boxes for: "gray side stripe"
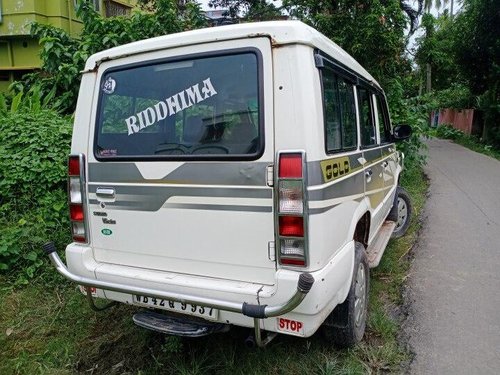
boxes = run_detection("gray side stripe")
[89,200,160,211]
[380,144,395,156]
[88,185,272,199]
[363,148,381,161]
[88,185,272,212]
[309,195,364,215]
[164,203,272,213]
[306,151,363,186]
[88,162,269,186]
[309,203,341,215]
[308,172,364,201]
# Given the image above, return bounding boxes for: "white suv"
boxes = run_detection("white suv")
[45,21,412,348]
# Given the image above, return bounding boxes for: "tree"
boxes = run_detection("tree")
[415,13,460,93]
[282,0,419,86]
[208,0,282,20]
[423,0,449,12]
[452,0,500,145]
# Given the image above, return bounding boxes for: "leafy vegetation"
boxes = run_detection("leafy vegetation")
[0,104,72,278]
[432,125,500,161]
[414,0,500,149]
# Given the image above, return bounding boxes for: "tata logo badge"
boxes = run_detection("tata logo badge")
[102,77,116,94]
[101,228,113,236]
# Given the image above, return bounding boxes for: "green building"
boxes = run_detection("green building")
[0,0,137,92]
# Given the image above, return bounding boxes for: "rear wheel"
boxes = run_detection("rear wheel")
[390,186,412,239]
[322,242,369,348]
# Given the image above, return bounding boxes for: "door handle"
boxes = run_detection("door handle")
[365,169,373,178]
[382,161,389,168]
[96,187,115,199]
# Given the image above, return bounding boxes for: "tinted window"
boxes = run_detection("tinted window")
[339,80,357,148]
[375,94,390,143]
[358,88,377,147]
[95,52,261,159]
[323,70,341,151]
[322,68,357,153]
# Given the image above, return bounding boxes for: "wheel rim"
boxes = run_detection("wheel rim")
[395,197,408,231]
[354,263,367,328]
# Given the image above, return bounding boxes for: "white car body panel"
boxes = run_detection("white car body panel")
[64,21,403,339]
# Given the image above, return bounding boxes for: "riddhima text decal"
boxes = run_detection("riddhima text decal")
[124,78,217,136]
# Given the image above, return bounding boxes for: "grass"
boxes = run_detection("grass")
[452,136,500,160]
[0,166,428,375]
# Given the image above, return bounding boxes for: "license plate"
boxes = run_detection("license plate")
[133,295,218,320]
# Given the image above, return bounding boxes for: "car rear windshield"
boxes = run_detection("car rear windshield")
[94,51,262,160]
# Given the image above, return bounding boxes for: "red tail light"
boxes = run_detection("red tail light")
[70,204,84,222]
[68,154,87,243]
[279,153,302,178]
[68,156,80,176]
[281,258,306,266]
[277,152,307,267]
[279,216,304,237]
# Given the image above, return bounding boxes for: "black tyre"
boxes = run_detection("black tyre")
[389,186,412,239]
[321,242,369,348]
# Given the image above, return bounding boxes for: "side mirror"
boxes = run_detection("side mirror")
[392,124,412,141]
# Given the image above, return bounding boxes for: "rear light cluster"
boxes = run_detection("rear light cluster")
[277,152,308,266]
[68,154,87,243]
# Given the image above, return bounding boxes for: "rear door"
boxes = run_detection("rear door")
[86,38,276,285]
[357,87,386,237]
[374,93,398,213]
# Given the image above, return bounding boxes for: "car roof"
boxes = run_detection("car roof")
[85,20,378,87]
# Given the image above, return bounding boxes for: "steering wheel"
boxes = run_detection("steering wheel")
[190,145,230,154]
[154,144,189,155]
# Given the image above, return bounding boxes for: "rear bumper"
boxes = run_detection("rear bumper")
[44,241,313,319]
[45,240,354,337]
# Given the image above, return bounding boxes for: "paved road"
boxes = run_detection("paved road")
[405,138,500,374]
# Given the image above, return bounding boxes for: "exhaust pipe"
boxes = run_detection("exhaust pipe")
[244,335,256,349]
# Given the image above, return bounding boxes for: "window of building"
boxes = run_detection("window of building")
[74,0,101,11]
[105,0,131,17]
[0,72,11,81]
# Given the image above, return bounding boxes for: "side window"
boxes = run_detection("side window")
[322,67,357,153]
[357,87,377,147]
[323,69,341,151]
[375,94,390,143]
[338,80,357,148]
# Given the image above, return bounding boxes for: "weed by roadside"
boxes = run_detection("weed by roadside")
[430,124,500,161]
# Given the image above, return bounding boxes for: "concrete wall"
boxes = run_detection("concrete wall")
[433,109,476,135]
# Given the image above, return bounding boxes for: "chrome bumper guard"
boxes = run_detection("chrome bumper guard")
[43,242,314,344]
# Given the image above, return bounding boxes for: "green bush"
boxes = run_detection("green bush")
[386,80,429,170]
[0,110,72,202]
[435,123,464,140]
[0,109,72,277]
[0,191,70,279]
